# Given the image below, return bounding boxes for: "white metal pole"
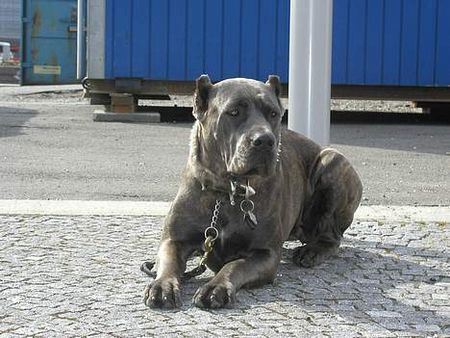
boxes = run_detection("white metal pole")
[288,0,333,146]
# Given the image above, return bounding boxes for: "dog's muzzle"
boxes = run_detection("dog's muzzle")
[229,132,278,177]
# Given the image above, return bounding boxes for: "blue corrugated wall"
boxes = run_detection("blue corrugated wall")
[105,0,289,82]
[104,0,450,87]
[332,0,450,86]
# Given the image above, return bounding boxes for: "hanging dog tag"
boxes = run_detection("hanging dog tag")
[244,210,258,229]
[240,199,257,229]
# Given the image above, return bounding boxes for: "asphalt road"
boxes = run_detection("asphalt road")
[0,85,449,205]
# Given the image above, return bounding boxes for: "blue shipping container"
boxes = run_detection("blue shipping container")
[87,0,450,87]
[100,0,290,83]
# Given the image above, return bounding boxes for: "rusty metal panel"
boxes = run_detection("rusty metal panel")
[21,0,78,84]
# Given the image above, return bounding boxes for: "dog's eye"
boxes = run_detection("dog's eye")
[270,111,278,118]
[227,110,239,117]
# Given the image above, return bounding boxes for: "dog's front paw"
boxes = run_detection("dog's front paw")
[193,280,236,309]
[143,277,181,309]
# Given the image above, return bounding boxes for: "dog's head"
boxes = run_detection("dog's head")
[192,75,284,179]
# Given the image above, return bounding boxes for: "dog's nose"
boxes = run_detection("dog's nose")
[252,133,275,148]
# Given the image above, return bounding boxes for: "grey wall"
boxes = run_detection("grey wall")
[0,0,21,40]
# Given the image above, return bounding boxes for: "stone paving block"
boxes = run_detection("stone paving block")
[375,318,410,331]
[366,310,403,318]
[355,323,397,337]
[412,324,442,333]
[0,215,449,336]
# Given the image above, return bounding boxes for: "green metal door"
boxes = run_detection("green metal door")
[21,0,78,84]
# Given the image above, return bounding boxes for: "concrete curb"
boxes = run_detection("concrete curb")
[354,205,450,223]
[0,200,449,223]
[0,200,171,216]
[93,110,161,123]
[0,84,82,94]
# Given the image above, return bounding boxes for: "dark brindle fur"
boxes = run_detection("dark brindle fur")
[143,75,362,309]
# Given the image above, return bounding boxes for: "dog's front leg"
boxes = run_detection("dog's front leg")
[193,249,280,309]
[144,239,192,309]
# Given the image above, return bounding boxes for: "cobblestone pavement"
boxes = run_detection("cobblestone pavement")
[1,215,449,337]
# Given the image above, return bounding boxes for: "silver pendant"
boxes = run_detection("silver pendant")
[244,210,258,229]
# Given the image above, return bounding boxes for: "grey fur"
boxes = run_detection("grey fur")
[143,75,362,309]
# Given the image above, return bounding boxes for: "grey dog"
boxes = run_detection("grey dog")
[143,75,362,309]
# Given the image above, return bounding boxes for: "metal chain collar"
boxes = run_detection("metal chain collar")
[198,199,222,267]
[197,179,258,271]
[142,185,258,280]
[276,132,282,163]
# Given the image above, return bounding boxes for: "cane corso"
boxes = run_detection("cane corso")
[143,75,362,309]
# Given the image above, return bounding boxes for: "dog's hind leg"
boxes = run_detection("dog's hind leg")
[293,149,362,268]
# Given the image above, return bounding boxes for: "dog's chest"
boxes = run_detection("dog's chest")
[212,205,258,256]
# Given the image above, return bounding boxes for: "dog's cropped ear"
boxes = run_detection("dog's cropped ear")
[193,74,213,121]
[266,75,281,97]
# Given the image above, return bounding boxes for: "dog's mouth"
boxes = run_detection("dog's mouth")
[228,161,276,179]
[227,144,278,179]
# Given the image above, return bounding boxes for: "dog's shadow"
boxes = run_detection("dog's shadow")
[176,237,449,330]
